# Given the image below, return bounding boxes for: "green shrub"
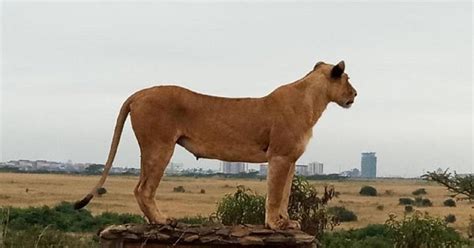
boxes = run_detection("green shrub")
[288,176,336,238]
[399,198,414,205]
[1,202,145,233]
[404,205,414,213]
[444,214,456,223]
[215,185,265,225]
[443,198,456,207]
[386,212,467,247]
[215,176,336,240]
[412,188,427,196]
[414,197,432,207]
[173,185,185,193]
[328,206,357,222]
[322,224,393,248]
[97,187,107,196]
[359,186,377,196]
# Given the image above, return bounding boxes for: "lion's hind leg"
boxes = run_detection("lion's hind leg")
[134,143,175,225]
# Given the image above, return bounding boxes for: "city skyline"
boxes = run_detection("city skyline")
[2,2,472,178]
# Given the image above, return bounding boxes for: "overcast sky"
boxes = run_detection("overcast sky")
[1,2,472,177]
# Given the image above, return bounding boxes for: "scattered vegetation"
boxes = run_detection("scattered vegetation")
[215,176,336,239]
[414,197,432,207]
[173,185,186,193]
[322,224,393,248]
[0,202,145,247]
[215,185,265,225]
[423,169,474,201]
[200,189,206,194]
[444,214,456,223]
[411,188,427,196]
[328,206,357,222]
[376,205,384,211]
[443,198,456,207]
[398,198,414,205]
[404,205,413,213]
[359,186,377,196]
[97,187,107,196]
[288,176,336,238]
[1,202,145,233]
[386,212,468,248]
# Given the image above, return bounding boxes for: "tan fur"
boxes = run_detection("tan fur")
[75,61,357,229]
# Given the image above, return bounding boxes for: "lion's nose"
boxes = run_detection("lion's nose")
[354,90,357,97]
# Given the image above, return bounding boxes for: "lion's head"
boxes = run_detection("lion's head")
[308,61,357,108]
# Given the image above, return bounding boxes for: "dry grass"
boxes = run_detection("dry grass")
[0,172,471,234]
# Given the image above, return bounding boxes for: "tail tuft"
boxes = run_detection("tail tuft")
[73,194,94,210]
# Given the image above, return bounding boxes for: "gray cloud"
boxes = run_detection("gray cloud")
[2,2,472,177]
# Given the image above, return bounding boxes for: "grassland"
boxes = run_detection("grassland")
[0,172,471,235]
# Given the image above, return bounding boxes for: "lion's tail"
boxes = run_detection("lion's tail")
[73,95,133,210]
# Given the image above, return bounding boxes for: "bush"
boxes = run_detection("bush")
[404,205,414,213]
[359,186,377,196]
[215,176,336,240]
[97,187,107,196]
[328,206,357,222]
[399,198,414,205]
[322,224,393,248]
[386,212,467,247]
[288,176,336,238]
[1,202,145,233]
[414,197,432,207]
[200,189,206,194]
[412,188,427,196]
[376,205,384,211]
[173,186,185,193]
[443,198,456,207]
[215,185,265,225]
[444,214,456,223]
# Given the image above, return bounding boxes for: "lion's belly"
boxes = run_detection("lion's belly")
[176,134,268,163]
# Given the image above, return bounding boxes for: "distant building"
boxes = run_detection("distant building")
[165,162,183,175]
[308,162,324,175]
[340,168,360,177]
[361,152,377,178]
[259,164,268,176]
[295,164,308,176]
[221,162,247,174]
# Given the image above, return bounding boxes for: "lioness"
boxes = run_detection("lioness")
[75,60,357,230]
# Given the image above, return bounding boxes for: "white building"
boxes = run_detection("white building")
[308,162,324,175]
[221,162,247,174]
[259,164,268,176]
[295,164,308,176]
[165,162,184,174]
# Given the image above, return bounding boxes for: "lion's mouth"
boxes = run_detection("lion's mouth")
[343,99,354,108]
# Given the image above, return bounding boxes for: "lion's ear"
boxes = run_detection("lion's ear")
[331,61,345,78]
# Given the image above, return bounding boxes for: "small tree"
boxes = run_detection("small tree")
[423,169,473,201]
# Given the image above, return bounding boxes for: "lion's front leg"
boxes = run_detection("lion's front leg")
[279,163,301,230]
[265,156,295,230]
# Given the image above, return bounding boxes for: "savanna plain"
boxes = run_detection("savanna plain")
[0,172,471,235]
